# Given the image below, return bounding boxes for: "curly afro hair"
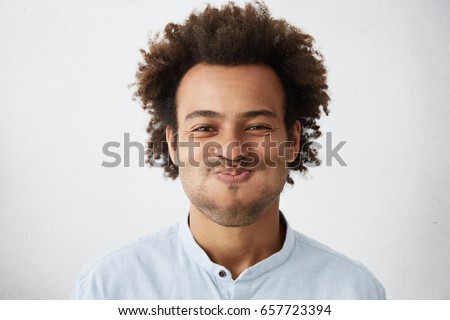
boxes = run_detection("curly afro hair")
[134,1,330,184]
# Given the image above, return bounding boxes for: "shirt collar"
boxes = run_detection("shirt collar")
[178,212,295,281]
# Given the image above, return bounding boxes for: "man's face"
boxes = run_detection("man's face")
[167,64,300,227]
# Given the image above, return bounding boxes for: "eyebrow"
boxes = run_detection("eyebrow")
[184,109,278,121]
[239,109,278,119]
[185,110,223,121]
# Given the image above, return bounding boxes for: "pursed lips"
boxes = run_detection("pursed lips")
[214,167,252,184]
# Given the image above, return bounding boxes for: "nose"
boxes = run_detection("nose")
[222,140,246,163]
[215,129,247,163]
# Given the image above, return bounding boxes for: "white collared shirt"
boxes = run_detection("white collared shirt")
[71,215,385,299]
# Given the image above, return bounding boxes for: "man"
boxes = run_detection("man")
[72,2,385,299]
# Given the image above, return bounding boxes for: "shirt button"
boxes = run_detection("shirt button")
[218,270,227,277]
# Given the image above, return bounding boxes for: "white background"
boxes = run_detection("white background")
[1,0,449,299]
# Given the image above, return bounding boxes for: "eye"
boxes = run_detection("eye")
[190,125,217,137]
[246,124,273,131]
[193,126,215,132]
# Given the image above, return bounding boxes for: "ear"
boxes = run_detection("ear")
[288,121,301,163]
[166,126,178,165]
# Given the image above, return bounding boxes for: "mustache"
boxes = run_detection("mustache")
[203,155,260,169]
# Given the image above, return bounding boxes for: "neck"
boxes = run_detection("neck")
[189,198,285,279]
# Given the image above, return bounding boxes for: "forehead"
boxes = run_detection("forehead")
[175,63,285,121]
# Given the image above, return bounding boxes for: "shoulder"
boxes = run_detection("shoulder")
[87,223,180,269]
[71,223,180,299]
[290,230,386,299]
